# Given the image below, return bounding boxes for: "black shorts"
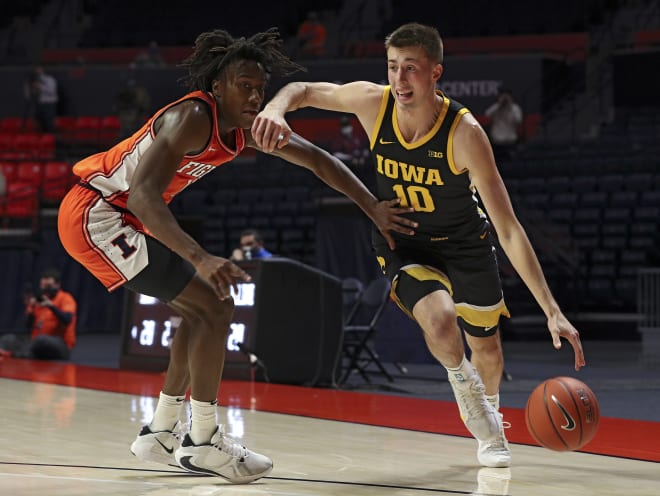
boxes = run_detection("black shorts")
[372,227,510,336]
[123,235,196,303]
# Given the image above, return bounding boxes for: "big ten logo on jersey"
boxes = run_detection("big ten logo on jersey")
[176,160,215,180]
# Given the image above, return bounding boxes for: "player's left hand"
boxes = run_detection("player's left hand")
[548,311,585,371]
[371,198,418,250]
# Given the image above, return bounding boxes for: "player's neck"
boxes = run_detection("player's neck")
[396,94,442,143]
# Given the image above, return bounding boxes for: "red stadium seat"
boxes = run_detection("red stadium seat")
[99,115,121,145]
[42,161,73,202]
[12,133,41,159]
[16,161,44,188]
[0,162,18,183]
[0,134,14,159]
[55,116,77,144]
[0,117,35,133]
[73,116,101,144]
[4,181,39,218]
[36,133,56,159]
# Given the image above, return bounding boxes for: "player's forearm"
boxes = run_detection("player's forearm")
[263,82,309,113]
[499,229,561,319]
[312,153,379,219]
[127,189,206,267]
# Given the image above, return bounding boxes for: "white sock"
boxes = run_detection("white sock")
[150,391,185,432]
[485,393,500,411]
[190,398,218,445]
[445,355,475,383]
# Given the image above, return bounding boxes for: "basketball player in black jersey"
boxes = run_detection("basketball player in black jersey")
[252,22,585,468]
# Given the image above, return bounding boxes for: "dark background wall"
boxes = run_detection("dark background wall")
[0,55,546,119]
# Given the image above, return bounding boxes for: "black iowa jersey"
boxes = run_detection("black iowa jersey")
[370,86,487,239]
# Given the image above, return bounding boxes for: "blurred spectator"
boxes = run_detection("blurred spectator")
[133,40,166,67]
[115,78,152,139]
[295,11,327,59]
[329,115,369,168]
[484,88,523,161]
[230,229,273,261]
[24,65,59,133]
[0,268,77,361]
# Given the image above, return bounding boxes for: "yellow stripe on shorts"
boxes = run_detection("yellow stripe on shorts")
[455,299,511,329]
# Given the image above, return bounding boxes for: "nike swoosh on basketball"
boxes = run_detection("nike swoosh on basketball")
[379,138,395,145]
[551,394,576,430]
[156,438,174,454]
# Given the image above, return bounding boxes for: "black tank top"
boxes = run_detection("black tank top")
[370,86,488,240]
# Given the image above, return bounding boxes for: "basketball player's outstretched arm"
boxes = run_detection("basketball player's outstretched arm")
[251,81,415,248]
[453,113,585,371]
[245,129,417,250]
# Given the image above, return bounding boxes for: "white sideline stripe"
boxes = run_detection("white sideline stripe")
[0,472,162,486]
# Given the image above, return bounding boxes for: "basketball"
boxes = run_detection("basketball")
[525,376,600,451]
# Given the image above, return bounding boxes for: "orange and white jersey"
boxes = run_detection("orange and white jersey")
[73,90,245,210]
[59,91,245,291]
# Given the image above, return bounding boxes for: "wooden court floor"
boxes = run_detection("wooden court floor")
[0,359,658,496]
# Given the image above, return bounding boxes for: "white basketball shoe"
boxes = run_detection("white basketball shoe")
[448,369,511,468]
[175,426,273,484]
[130,423,182,467]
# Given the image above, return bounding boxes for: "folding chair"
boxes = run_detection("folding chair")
[341,277,364,323]
[338,276,392,385]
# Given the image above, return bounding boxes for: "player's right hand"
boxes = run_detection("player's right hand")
[195,255,251,301]
[251,109,292,152]
[371,198,418,250]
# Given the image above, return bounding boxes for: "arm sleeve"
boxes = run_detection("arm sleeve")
[46,305,74,325]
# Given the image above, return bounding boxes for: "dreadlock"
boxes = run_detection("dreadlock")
[179,27,305,91]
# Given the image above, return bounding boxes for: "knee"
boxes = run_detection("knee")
[184,297,235,335]
[468,336,503,361]
[415,303,458,342]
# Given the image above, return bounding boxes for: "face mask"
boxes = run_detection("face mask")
[42,287,59,299]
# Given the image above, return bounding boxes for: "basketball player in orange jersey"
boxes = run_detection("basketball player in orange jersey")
[252,22,586,468]
[57,28,416,483]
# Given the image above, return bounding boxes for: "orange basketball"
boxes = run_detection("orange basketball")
[525,376,600,451]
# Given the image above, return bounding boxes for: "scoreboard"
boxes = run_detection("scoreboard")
[119,257,343,386]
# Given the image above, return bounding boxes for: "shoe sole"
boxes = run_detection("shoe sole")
[177,455,273,484]
[130,445,179,467]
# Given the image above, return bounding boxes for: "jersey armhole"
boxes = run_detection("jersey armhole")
[368,86,391,150]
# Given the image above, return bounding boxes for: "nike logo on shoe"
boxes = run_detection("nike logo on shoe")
[178,456,218,476]
[156,438,174,454]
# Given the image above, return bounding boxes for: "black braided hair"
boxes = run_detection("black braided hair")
[179,27,305,91]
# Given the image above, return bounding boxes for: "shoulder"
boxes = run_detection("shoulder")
[452,112,492,167]
[156,97,213,135]
[170,97,212,121]
[455,111,485,138]
[60,291,76,301]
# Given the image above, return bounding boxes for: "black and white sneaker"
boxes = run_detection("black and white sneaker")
[130,424,182,467]
[175,426,273,484]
